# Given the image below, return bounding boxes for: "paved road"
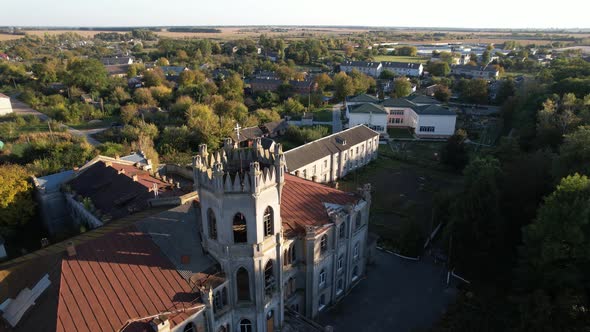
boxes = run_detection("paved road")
[11,98,104,146]
[317,250,457,332]
[332,103,343,133]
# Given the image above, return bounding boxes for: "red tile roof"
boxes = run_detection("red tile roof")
[56,226,199,332]
[281,174,359,234]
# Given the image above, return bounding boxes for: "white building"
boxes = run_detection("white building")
[340,61,382,78]
[0,93,13,116]
[346,95,457,139]
[381,62,423,77]
[284,125,380,184]
[347,103,388,135]
[451,65,499,79]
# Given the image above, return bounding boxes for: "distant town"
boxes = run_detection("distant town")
[0,25,589,332]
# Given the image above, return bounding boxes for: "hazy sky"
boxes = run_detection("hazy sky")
[1,0,588,29]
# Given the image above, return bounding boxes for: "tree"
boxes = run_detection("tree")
[481,50,491,64]
[333,72,354,104]
[446,156,506,276]
[155,57,170,66]
[185,104,224,148]
[120,104,139,124]
[143,68,166,87]
[459,78,489,104]
[379,69,396,80]
[519,174,590,294]
[434,85,452,102]
[555,126,590,177]
[133,88,156,106]
[65,58,108,92]
[314,73,333,91]
[427,62,451,76]
[440,129,469,171]
[396,46,418,56]
[392,78,412,98]
[276,98,305,115]
[0,164,36,235]
[349,69,376,95]
[254,109,281,123]
[219,73,244,102]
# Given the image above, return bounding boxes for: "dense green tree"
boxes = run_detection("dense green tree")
[333,72,354,104]
[392,78,412,98]
[0,164,36,236]
[434,85,452,102]
[440,129,468,171]
[219,73,244,102]
[427,62,451,76]
[65,58,107,92]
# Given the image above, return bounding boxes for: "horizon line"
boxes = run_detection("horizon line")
[2,25,589,31]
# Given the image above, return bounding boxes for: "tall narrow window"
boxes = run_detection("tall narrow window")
[319,294,326,310]
[290,246,296,262]
[355,212,362,230]
[320,235,328,254]
[319,269,326,287]
[236,267,250,301]
[354,242,359,259]
[222,287,228,306]
[264,260,274,290]
[183,323,196,332]
[207,208,217,240]
[352,265,359,281]
[339,222,346,239]
[263,206,273,237]
[338,255,344,271]
[213,292,221,311]
[233,213,247,243]
[239,319,252,332]
[337,279,344,295]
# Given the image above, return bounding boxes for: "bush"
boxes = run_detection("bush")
[397,218,425,257]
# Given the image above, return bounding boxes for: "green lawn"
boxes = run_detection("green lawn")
[388,127,415,139]
[373,55,430,64]
[68,116,120,130]
[312,109,333,122]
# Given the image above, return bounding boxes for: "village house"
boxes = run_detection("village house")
[100,56,134,66]
[249,76,283,93]
[104,64,130,77]
[284,125,380,184]
[381,62,424,77]
[451,64,499,79]
[340,61,382,77]
[1,140,373,332]
[0,93,13,116]
[230,120,289,147]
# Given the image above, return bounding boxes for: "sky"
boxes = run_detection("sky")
[1,0,588,29]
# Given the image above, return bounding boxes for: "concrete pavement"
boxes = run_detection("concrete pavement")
[317,250,457,332]
[332,103,343,133]
[11,98,104,146]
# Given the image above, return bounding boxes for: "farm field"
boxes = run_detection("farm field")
[373,55,429,63]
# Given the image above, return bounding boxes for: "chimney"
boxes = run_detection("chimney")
[66,242,76,257]
[150,315,170,332]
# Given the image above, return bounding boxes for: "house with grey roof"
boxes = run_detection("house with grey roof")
[340,61,382,77]
[284,125,379,183]
[381,62,424,77]
[451,64,499,79]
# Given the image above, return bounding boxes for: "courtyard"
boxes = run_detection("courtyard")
[317,250,458,332]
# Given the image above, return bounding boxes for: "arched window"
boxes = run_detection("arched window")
[217,326,227,332]
[207,209,217,240]
[320,234,328,254]
[239,319,252,332]
[183,322,196,332]
[339,222,346,239]
[213,292,220,312]
[355,212,362,230]
[236,267,250,301]
[283,249,289,266]
[290,246,296,263]
[233,213,247,243]
[221,287,228,306]
[263,206,273,237]
[264,260,274,291]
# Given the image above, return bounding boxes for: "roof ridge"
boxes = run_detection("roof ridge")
[284,125,378,154]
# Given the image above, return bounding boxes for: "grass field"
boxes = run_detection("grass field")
[388,127,415,139]
[373,55,430,63]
